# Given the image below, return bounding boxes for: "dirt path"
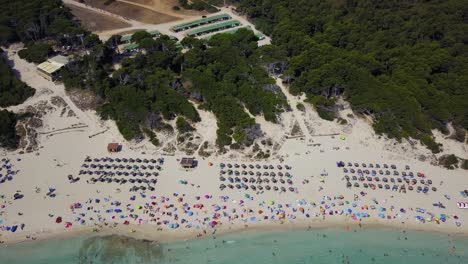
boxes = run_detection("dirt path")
[275,77,311,142]
[63,0,147,28]
[4,45,104,134]
[117,0,185,18]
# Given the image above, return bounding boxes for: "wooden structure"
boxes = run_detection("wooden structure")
[180,157,197,168]
[36,55,69,81]
[107,143,120,153]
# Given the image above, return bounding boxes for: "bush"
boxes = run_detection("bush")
[0,54,35,107]
[438,154,459,169]
[142,128,159,146]
[176,117,194,133]
[420,135,442,154]
[462,160,468,170]
[296,102,305,112]
[0,110,20,149]
[18,43,53,63]
[172,6,181,10]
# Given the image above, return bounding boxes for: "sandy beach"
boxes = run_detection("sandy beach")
[0,11,467,247]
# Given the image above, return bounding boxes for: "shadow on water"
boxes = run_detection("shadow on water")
[78,235,164,264]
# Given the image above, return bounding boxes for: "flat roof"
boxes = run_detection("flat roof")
[36,55,69,75]
[49,55,69,65]
[172,14,231,31]
[148,30,160,36]
[187,20,241,37]
[123,43,139,50]
[121,35,132,42]
[37,61,62,74]
[121,30,160,42]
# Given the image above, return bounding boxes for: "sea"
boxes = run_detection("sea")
[0,228,467,264]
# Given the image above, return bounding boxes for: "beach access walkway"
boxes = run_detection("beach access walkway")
[275,77,312,142]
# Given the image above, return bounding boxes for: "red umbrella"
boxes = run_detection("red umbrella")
[55,217,62,223]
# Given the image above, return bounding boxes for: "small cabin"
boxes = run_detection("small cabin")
[107,143,120,153]
[36,55,69,81]
[180,157,197,168]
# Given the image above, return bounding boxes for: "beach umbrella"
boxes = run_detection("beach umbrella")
[56,217,62,223]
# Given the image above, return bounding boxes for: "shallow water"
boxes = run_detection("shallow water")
[1,228,467,264]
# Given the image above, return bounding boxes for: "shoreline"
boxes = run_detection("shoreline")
[3,218,467,247]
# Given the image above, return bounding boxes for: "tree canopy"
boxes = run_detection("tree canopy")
[0,110,20,149]
[62,30,286,146]
[0,50,35,107]
[234,0,468,152]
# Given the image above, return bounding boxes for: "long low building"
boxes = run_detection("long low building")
[172,14,231,32]
[187,20,241,37]
[120,30,161,44]
[36,55,69,81]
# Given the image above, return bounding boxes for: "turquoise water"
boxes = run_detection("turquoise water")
[1,228,467,264]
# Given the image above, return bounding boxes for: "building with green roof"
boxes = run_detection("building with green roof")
[120,34,132,43]
[172,14,231,32]
[122,43,139,53]
[187,20,241,37]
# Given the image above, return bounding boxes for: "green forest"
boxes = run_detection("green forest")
[0,0,85,148]
[62,29,286,146]
[0,51,35,107]
[1,0,466,154]
[0,110,20,149]
[233,0,468,152]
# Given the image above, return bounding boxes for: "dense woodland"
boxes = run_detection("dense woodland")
[0,0,86,147]
[233,0,468,152]
[0,50,35,107]
[0,0,466,155]
[62,29,286,146]
[0,110,20,149]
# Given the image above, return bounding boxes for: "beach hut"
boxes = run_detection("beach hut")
[180,158,197,168]
[107,143,120,153]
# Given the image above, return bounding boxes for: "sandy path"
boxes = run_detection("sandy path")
[63,0,147,28]
[117,0,185,18]
[275,77,311,141]
[4,45,104,134]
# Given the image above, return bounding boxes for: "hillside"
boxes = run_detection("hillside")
[233,0,468,152]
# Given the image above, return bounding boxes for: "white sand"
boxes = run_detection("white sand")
[0,17,467,245]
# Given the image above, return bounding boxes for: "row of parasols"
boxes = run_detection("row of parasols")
[81,163,162,171]
[84,157,164,164]
[345,181,436,193]
[220,163,292,170]
[80,170,159,177]
[337,161,409,170]
[88,177,157,185]
[342,168,422,177]
[345,175,432,185]
[219,183,295,192]
[221,170,292,177]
